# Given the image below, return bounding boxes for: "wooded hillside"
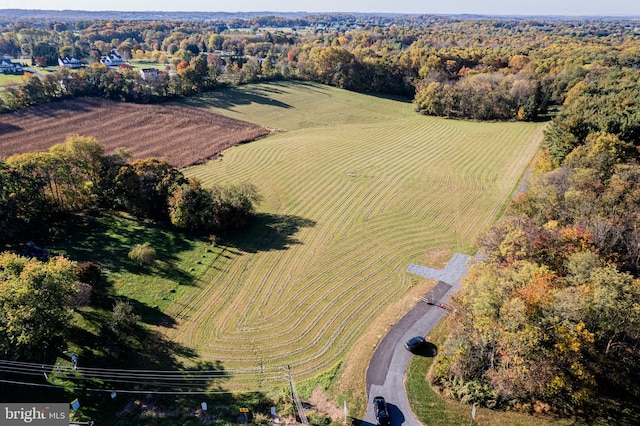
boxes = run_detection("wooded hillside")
[430,62,640,418]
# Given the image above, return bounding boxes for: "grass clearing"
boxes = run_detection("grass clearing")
[128,59,170,70]
[0,72,25,86]
[49,212,214,316]
[170,81,545,397]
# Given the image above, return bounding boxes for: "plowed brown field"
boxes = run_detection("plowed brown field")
[0,97,270,168]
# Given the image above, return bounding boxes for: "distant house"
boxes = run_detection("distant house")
[100,49,127,68]
[0,58,23,74]
[139,68,161,80]
[58,57,82,69]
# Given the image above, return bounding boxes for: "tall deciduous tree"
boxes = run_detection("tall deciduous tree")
[115,158,185,220]
[211,182,262,231]
[0,253,77,360]
[0,159,47,239]
[168,178,215,231]
[50,135,106,199]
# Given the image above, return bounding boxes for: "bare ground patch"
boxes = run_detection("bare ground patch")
[422,248,455,269]
[0,98,271,168]
[307,386,346,422]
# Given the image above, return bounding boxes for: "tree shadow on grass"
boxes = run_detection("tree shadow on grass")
[0,122,22,134]
[69,307,228,389]
[222,213,316,254]
[39,212,199,285]
[183,84,293,111]
[81,295,176,328]
[59,322,234,426]
[293,79,415,103]
[572,391,640,426]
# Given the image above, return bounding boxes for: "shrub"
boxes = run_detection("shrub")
[110,300,140,335]
[72,281,93,308]
[251,412,271,426]
[100,300,141,351]
[128,242,156,266]
[75,261,101,286]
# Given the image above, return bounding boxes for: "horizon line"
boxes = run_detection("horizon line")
[0,8,639,18]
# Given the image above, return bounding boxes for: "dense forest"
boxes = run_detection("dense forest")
[1,14,640,122]
[430,67,640,416]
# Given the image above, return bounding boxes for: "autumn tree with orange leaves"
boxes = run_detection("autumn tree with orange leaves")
[431,68,640,416]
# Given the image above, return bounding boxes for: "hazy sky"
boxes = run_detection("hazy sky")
[3,0,640,16]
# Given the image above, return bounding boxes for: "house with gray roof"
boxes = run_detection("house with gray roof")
[58,57,82,69]
[100,49,128,68]
[0,58,23,74]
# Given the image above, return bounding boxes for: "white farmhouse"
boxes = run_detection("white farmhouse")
[0,58,23,74]
[100,49,128,68]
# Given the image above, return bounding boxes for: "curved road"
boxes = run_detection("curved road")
[362,253,473,426]
[24,67,45,78]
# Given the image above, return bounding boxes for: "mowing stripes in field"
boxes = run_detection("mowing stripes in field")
[170,82,544,390]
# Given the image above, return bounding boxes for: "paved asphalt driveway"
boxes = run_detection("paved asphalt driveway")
[362,253,472,426]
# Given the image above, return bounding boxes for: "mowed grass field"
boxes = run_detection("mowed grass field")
[160,81,546,394]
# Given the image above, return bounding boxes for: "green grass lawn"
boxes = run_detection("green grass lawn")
[0,72,25,86]
[128,59,170,70]
[406,353,470,426]
[50,212,216,314]
[27,212,220,369]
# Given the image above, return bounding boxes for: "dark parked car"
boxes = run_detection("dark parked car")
[404,336,426,352]
[373,396,391,426]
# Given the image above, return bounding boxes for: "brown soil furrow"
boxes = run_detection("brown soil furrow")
[0,98,270,168]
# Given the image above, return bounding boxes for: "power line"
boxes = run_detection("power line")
[0,359,285,375]
[0,378,282,396]
[287,365,308,426]
[0,359,285,378]
[0,358,288,394]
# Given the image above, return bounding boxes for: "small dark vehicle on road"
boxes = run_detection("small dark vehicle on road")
[404,336,426,352]
[373,396,391,426]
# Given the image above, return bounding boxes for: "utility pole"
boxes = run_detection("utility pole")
[288,365,295,417]
[287,365,309,425]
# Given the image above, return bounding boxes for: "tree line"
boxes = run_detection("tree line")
[430,65,640,417]
[1,135,261,240]
[0,135,261,362]
[2,16,640,121]
[2,54,217,108]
